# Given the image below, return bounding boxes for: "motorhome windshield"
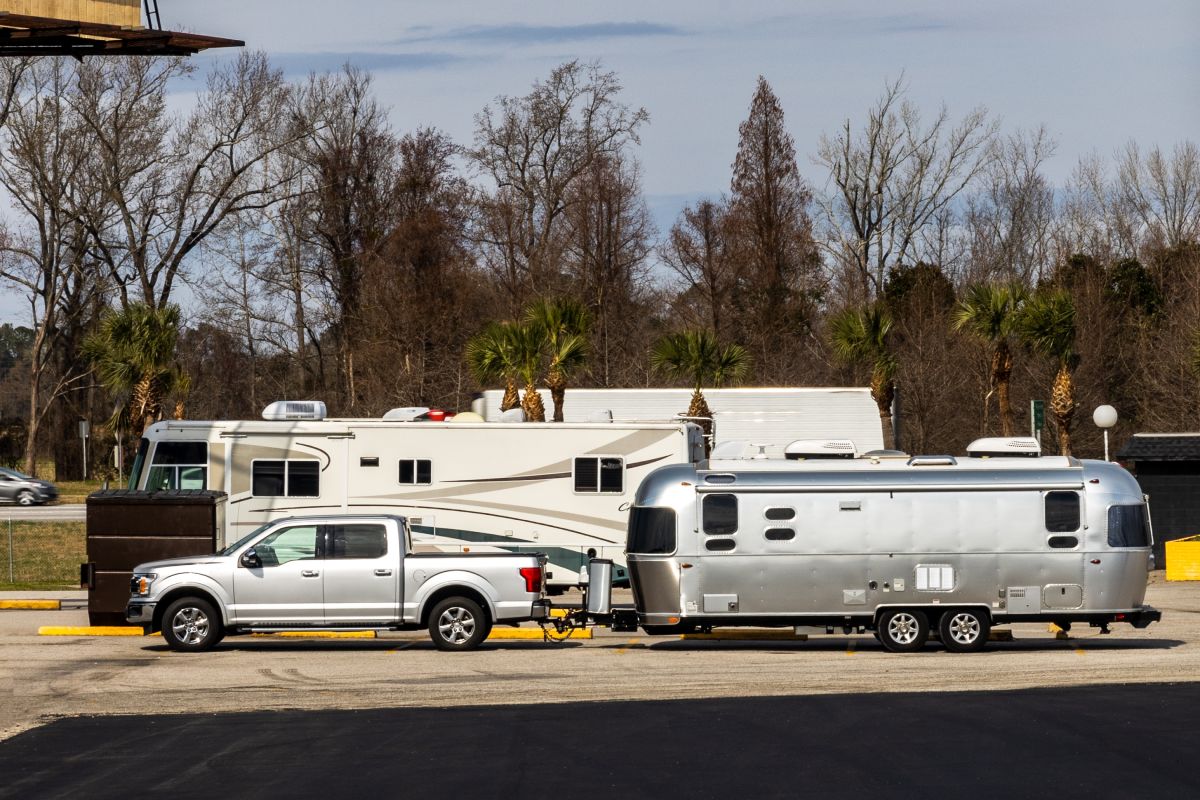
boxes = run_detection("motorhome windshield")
[128,438,150,490]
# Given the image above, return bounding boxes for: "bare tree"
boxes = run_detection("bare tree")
[815,76,997,302]
[469,60,648,310]
[662,199,735,338]
[1115,140,1200,250]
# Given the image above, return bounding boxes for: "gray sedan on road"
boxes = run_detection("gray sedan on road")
[0,467,58,505]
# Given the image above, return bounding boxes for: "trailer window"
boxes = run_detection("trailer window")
[705,538,736,552]
[703,494,738,535]
[765,528,795,541]
[327,524,388,559]
[398,459,432,485]
[765,507,795,521]
[1045,491,1080,532]
[1107,505,1150,548]
[145,441,208,491]
[628,507,676,554]
[574,457,624,494]
[252,460,320,497]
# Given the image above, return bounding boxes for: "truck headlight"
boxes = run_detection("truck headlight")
[131,573,157,596]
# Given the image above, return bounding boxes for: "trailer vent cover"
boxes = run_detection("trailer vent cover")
[966,437,1041,458]
[784,439,858,460]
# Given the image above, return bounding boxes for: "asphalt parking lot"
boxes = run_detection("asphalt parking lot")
[1,577,1197,737]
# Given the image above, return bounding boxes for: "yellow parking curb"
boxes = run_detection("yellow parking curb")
[38,626,148,637]
[488,627,593,640]
[682,630,808,641]
[0,600,61,610]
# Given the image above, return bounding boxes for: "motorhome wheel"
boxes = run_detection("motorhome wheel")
[938,608,990,653]
[877,609,929,653]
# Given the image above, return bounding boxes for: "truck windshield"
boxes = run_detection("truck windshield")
[627,507,676,554]
[219,523,274,556]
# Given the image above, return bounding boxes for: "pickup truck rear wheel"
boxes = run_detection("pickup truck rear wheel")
[428,596,491,651]
[162,596,224,652]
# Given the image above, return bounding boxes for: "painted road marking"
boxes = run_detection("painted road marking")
[0,600,60,610]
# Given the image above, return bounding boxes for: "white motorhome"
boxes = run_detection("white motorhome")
[475,387,885,452]
[129,402,705,591]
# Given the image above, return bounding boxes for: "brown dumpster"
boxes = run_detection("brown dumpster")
[81,490,226,626]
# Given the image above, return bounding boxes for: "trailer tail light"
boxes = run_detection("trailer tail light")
[519,567,542,594]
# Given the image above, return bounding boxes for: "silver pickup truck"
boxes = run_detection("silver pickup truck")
[125,514,548,651]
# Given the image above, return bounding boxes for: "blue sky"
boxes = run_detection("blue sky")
[2,0,1198,323]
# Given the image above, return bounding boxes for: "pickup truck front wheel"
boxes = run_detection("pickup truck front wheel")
[162,596,224,652]
[428,596,491,651]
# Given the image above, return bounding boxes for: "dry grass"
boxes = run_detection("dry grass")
[0,521,85,589]
[52,479,108,503]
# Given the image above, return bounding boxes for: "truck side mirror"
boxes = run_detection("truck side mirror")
[240,549,262,569]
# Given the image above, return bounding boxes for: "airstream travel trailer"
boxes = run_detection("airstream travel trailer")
[611,438,1160,651]
[475,387,886,452]
[129,402,705,591]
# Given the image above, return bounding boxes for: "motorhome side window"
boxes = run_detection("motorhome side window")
[146,442,208,491]
[703,494,738,535]
[574,457,623,494]
[251,460,320,497]
[1107,505,1151,548]
[398,459,432,485]
[1044,491,1080,532]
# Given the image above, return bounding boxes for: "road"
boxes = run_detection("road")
[1,577,1197,745]
[0,503,85,521]
[1,683,1195,799]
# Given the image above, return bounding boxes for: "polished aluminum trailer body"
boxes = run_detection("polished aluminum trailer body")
[625,453,1159,649]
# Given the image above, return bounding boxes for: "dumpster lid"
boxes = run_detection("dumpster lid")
[87,489,228,505]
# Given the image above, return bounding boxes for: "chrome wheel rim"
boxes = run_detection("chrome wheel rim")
[947,613,981,645]
[887,613,921,645]
[437,607,476,645]
[17,492,33,506]
[171,607,210,646]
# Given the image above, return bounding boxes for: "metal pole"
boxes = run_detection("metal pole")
[8,519,12,583]
[1104,430,1110,462]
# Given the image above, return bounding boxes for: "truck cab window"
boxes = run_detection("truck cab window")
[327,524,388,559]
[703,494,738,535]
[1107,505,1150,548]
[254,525,319,566]
[252,460,320,497]
[1045,491,1080,532]
[146,441,208,491]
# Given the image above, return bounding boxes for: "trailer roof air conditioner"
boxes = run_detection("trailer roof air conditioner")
[261,401,327,421]
[966,437,1041,458]
[382,407,430,422]
[784,439,858,460]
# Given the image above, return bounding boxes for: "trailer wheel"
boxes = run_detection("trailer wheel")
[161,596,223,652]
[938,608,990,653]
[428,596,491,651]
[877,609,929,653]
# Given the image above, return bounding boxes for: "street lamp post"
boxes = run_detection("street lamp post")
[1093,405,1118,461]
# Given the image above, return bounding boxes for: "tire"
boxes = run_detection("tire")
[161,597,224,652]
[16,490,35,506]
[939,608,991,653]
[876,608,930,653]
[428,596,491,651]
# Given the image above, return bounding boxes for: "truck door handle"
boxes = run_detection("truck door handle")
[374,569,393,577]
[300,570,320,578]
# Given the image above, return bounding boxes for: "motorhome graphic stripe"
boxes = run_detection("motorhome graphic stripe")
[295,442,332,471]
[441,454,670,485]
[346,502,617,541]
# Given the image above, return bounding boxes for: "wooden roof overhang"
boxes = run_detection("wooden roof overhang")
[0,12,242,56]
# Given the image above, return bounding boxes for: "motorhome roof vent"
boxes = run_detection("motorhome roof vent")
[382,407,430,422]
[261,400,327,421]
[784,439,858,460]
[966,437,1041,458]
[499,407,526,423]
[588,409,614,422]
[709,440,749,459]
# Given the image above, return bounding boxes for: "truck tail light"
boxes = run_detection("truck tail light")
[519,566,542,594]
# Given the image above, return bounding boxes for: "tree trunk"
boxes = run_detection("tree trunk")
[871,369,897,450]
[547,368,566,422]
[521,382,545,422]
[500,380,520,412]
[1051,362,1075,456]
[687,388,713,451]
[994,341,1014,437]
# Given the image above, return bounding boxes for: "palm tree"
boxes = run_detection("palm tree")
[509,322,548,422]
[83,303,189,436]
[952,283,1027,436]
[651,330,750,440]
[526,298,590,422]
[830,303,898,450]
[465,322,522,411]
[1017,289,1077,456]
